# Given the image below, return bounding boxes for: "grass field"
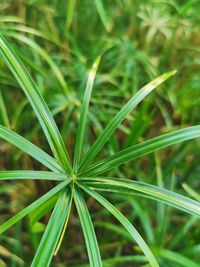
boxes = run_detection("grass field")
[0,1,200,266]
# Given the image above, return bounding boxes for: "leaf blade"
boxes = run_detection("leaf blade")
[73,56,100,171]
[0,34,72,172]
[31,190,72,267]
[0,181,69,234]
[66,0,77,29]
[81,177,200,216]
[160,249,199,267]
[0,91,10,127]
[94,0,111,32]
[0,170,67,181]
[79,182,159,267]
[79,70,177,172]
[0,124,65,173]
[83,125,200,176]
[74,186,102,267]
[6,33,69,96]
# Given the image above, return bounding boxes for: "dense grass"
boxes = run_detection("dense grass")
[0,1,200,266]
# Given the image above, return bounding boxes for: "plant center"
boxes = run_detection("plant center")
[71,173,77,182]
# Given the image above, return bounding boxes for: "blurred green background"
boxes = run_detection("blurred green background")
[0,0,200,266]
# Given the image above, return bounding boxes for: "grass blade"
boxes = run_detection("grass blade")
[159,249,199,267]
[5,33,69,96]
[73,56,100,171]
[0,91,10,127]
[81,177,200,216]
[0,171,67,181]
[102,255,147,265]
[31,190,72,267]
[79,182,159,267]
[29,194,59,226]
[83,126,200,176]
[94,0,111,32]
[0,181,69,234]
[0,125,65,173]
[74,186,102,267]
[0,34,72,173]
[0,16,23,24]
[182,183,200,201]
[66,0,77,29]
[79,70,177,172]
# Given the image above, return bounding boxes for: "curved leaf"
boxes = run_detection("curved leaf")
[81,177,200,216]
[31,190,72,267]
[0,125,65,173]
[79,70,176,172]
[0,34,72,173]
[83,126,200,176]
[159,249,199,267]
[0,180,69,234]
[79,182,159,267]
[4,33,69,96]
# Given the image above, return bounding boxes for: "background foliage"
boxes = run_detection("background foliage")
[0,0,200,266]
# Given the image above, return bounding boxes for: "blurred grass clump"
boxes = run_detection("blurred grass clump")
[0,0,200,266]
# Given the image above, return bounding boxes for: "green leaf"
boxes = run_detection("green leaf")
[66,0,77,29]
[159,249,199,267]
[0,125,65,173]
[0,91,10,127]
[0,16,23,24]
[73,56,100,171]
[94,0,111,32]
[31,190,72,267]
[4,33,69,96]
[94,221,132,241]
[74,186,102,267]
[103,255,147,265]
[0,34,72,173]
[0,180,69,234]
[79,182,159,267]
[29,194,59,226]
[83,125,200,176]
[81,177,200,216]
[182,183,200,201]
[0,170,67,181]
[79,70,177,173]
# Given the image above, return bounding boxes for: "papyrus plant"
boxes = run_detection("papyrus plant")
[0,33,200,267]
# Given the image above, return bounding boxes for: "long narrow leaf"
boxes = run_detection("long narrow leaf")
[79,182,159,267]
[66,0,77,29]
[5,33,69,96]
[73,56,100,171]
[102,255,147,265]
[31,190,72,267]
[0,125,65,173]
[0,180,69,234]
[94,0,111,32]
[74,186,102,267]
[0,170,67,181]
[0,34,72,172]
[83,125,200,176]
[81,177,200,216]
[0,91,10,127]
[79,70,176,172]
[160,249,199,267]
